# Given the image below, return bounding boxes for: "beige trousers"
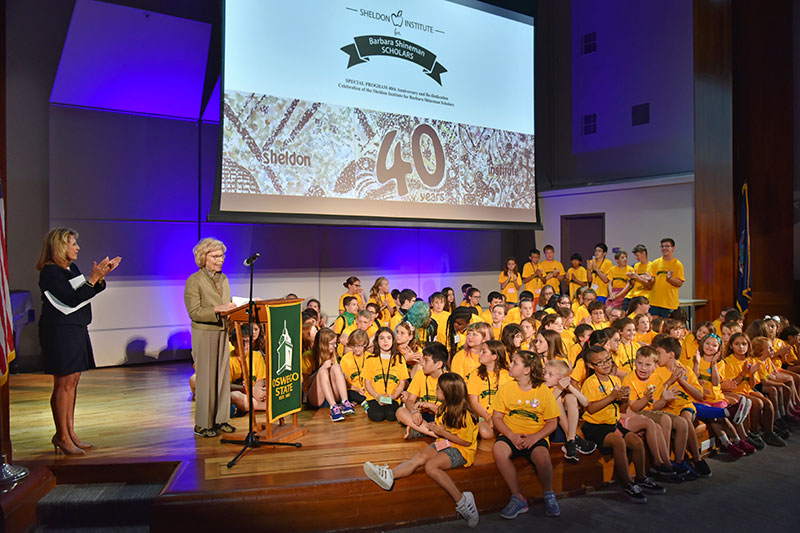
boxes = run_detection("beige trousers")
[192,328,230,429]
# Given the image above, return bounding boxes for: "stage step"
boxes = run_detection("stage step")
[35,483,162,530]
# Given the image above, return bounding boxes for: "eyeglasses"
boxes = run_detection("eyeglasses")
[591,357,613,367]
[208,253,225,260]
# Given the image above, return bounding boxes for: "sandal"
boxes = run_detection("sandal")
[194,425,219,438]
[216,422,236,434]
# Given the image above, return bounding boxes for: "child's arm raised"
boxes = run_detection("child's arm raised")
[585,386,625,414]
[562,377,589,407]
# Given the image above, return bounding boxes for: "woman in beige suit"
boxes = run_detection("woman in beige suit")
[184,238,238,437]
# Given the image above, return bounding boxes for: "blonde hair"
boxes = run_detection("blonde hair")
[192,237,226,269]
[750,336,771,357]
[36,227,78,270]
[545,358,570,377]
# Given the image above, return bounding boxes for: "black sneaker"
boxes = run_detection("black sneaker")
[776,427,791,440]
[763,431,787,447]
[693,459,712,478]
[623,482,647,503]
[636,476,666,495]
[562,440,579,463]
[194,425,219,438]
[575,435,597,454]
[649,464,682,483]
[746,432,766,450]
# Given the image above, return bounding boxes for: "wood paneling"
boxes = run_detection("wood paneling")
[693,0,735,323]
[731,0,795,321]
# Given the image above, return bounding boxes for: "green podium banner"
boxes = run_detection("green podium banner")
[266,301,302,423]
[341,35,447,85]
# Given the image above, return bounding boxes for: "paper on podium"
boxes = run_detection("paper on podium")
[44,274,94,315]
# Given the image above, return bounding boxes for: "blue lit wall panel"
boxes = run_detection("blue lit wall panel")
[50,0,211,119]
[418,229,501,273]
[201,77,220,123]
[49,105,199,221]
[48,218,200,280]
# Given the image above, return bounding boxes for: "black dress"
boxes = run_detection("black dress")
[38,263,105,375]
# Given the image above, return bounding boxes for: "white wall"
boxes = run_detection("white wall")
[534,174,695,299]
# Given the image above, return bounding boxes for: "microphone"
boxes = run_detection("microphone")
[243,252,260,267]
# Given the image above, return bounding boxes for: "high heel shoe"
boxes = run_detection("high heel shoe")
[71,437,94,450]
[51,436,85,456]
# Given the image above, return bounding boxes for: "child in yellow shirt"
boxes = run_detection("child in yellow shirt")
[451,322,492,380]
[429,292,451,345]
[491,304,507,341]
[580,345,662,501]
[340,329,370,406]
[521,248,544,299]
[613,318,640,374]
[651,337,711,477]
[607,251,634,308]
[587,243,613,303]
[539,245,565,293]
[467,340,513,439]
[634,314,655,345]
[499,258,523,304]
[565,253,588,300]
[587,301,610,331]
[520,317,536,351]
[338,276,365,314]
[501,324,523,361]
[364,372,480,528]
[363,327,409,423]
[396,343,449,439]
[492,351,562,518]
[367,276,396,326]
[544,359,596,462]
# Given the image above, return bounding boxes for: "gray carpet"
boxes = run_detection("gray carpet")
[397,437,800,532]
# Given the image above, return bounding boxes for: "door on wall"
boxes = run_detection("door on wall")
[560,213,606,268]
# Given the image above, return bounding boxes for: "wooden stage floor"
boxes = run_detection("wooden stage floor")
[10,361,627,530]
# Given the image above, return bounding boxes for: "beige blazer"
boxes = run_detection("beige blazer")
[184,270,232,331]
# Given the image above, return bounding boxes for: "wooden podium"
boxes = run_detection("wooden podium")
[221,299,307,444]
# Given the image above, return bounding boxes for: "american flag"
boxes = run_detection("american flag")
[0,185,14,385]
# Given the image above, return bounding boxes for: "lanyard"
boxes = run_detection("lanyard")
[379,355,391,394]
[353,353,363,382]
[598,377,618,418]
[622,343,635,370]
[486,372,494,408]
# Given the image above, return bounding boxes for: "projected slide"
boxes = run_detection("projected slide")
[220,0,535,225]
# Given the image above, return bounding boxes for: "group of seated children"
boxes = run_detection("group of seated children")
[227,246,799,528]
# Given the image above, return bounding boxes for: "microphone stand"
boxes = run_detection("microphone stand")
[222,253,300,468]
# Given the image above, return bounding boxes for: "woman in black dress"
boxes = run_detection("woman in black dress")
[36,227,121,455]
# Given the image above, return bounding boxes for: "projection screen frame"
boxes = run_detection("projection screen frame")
[211,0,541,231]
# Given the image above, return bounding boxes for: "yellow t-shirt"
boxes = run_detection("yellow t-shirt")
[634,331,656,346]
[568,343,584,367]
[492,324,503,341]
[574,306,590,325]
[301,349,316,378]
[589,258,614,298]
[560,329,576,352]
[230,351,267,383]
[388,312,404,332]
[571,358,588,386]
[608,265,634,295]
[622,371,654,410]
[368,293,396,326]
[695,358,725,403]
[362,354,410,401]
[720,355,757,394]
[505,307,521,324]
[498,272,523,303]
[407,371,441,405]
[613,341,640,374]
[430,310,451,344]
[753,357,778,382]
[566,266,588,299]
[629,261,652,299]
[340,351,367,391]
[590,320,610,331]
[451,348,481,380]
[338,323,379,356]
[332,313,355,335]
[647,257,685,310]
[581,374,623,424]
[771,338,787,368]
[435,412,478,467]
[539,260,564,291]
[680,333,698,367]
[467,368,513,415]
[494,381,560,436]
[521,261,544,297]
[785,344,799,365]
[652,365,701,415]
[338,292,364,313]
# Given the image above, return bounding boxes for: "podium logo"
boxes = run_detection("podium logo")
[277,321,293,375]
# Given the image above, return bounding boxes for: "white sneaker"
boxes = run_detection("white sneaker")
[456,491,479,528]
[363,461,394,490]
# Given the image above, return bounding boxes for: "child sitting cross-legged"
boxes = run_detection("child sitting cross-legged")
[492,351,562,519]
[364,373,480,528]
[396,342,449,439]
[581,345,665,502]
